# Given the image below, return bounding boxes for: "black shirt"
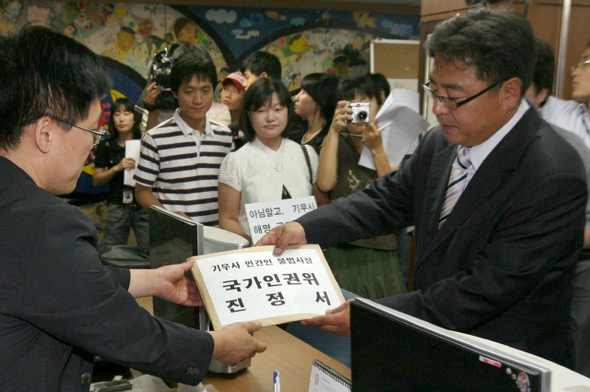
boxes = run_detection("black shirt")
[94,139,134,205]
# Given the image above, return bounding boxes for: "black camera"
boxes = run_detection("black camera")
[143,45,180,110]
[347,102,371,123]
[147,48,173,92]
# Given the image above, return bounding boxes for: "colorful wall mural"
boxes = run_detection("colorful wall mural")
[0,1,227,78]
[172,5,420,89]
[0,1,419,90]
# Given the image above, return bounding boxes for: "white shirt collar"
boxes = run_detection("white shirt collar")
[173,108,213,137]
[468,99,530,171]
[252,136,284,152]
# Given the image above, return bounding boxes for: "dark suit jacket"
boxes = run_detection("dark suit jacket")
[0,157,213,391]
[299,107,587,367]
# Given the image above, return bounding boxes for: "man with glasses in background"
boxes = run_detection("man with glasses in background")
[0,27,266,391]
[525,37,590,376]
[260,9,586,368]
[539,40,590,150]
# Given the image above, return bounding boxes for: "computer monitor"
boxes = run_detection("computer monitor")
[149,206,204,328]
[350,299,551,392]
[148,206,251,373]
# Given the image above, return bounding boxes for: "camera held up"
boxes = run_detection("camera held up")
[347,102,371,123]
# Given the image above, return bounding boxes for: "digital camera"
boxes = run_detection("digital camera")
[347,102,371,123]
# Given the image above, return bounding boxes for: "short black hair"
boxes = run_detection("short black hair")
[170,44,217,94]
[369,73,390,103]
[0,26,111,152]
[241,51,282,81]
[532,36,555,95]
[336,75,379,103]
[300,73,339,122]
[108,98,142,141]
[425,8,535,97]
[240,78,294,142]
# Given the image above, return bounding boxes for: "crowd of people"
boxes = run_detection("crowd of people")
[99,12,590,376]
[120,43,409,300]
[2,5,590,390]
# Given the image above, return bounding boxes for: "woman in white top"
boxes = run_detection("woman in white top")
[218,78,318,243]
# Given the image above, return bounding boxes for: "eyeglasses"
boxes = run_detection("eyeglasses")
[53,118,106,146]
[571,59,590,73]
[422,77,510,110]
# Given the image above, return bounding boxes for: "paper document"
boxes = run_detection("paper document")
[245,196,317,245]
[123,139,141,186]
[359,88,429,170]
[309,360,351,392]
[191,245,344,330]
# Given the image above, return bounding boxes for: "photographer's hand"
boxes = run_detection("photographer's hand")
[361,122,383,152]
[329,101,353,135]
[362,122,393,177]
[318,101,352,192]
[143,82,161,106]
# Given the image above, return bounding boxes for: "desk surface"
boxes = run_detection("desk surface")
[204,326,351,392]
[135,297,351,392]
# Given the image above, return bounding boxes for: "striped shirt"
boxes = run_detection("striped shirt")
[134,109,233,226]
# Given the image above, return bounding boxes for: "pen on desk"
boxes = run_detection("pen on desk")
[273,370,281,392]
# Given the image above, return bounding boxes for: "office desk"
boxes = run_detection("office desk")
[135,297,351,391]
[204,325,351,392]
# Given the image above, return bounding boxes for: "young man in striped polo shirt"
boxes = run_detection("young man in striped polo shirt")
[134,47,233,226]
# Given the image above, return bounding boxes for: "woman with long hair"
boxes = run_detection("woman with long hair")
[293,73,339,154]
[93,98,149,253]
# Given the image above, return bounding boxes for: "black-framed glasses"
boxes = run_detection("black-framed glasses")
[571,59,590,73]
[422,77,511,110]
[53,118,106,146]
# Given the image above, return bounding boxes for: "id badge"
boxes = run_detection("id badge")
[122,189,133,204]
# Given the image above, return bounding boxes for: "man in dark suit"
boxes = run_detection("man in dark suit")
[0,27,265,391]
[260,9,587,368]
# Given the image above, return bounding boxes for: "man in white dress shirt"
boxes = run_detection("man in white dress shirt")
[525,37,590,377]
[538,40,590,150]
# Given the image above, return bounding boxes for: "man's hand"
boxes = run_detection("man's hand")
[154,259,203,306]
[256,222,307,255]
[209,321,267,364]
[302,299,354,336]
[128,259,202,305]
